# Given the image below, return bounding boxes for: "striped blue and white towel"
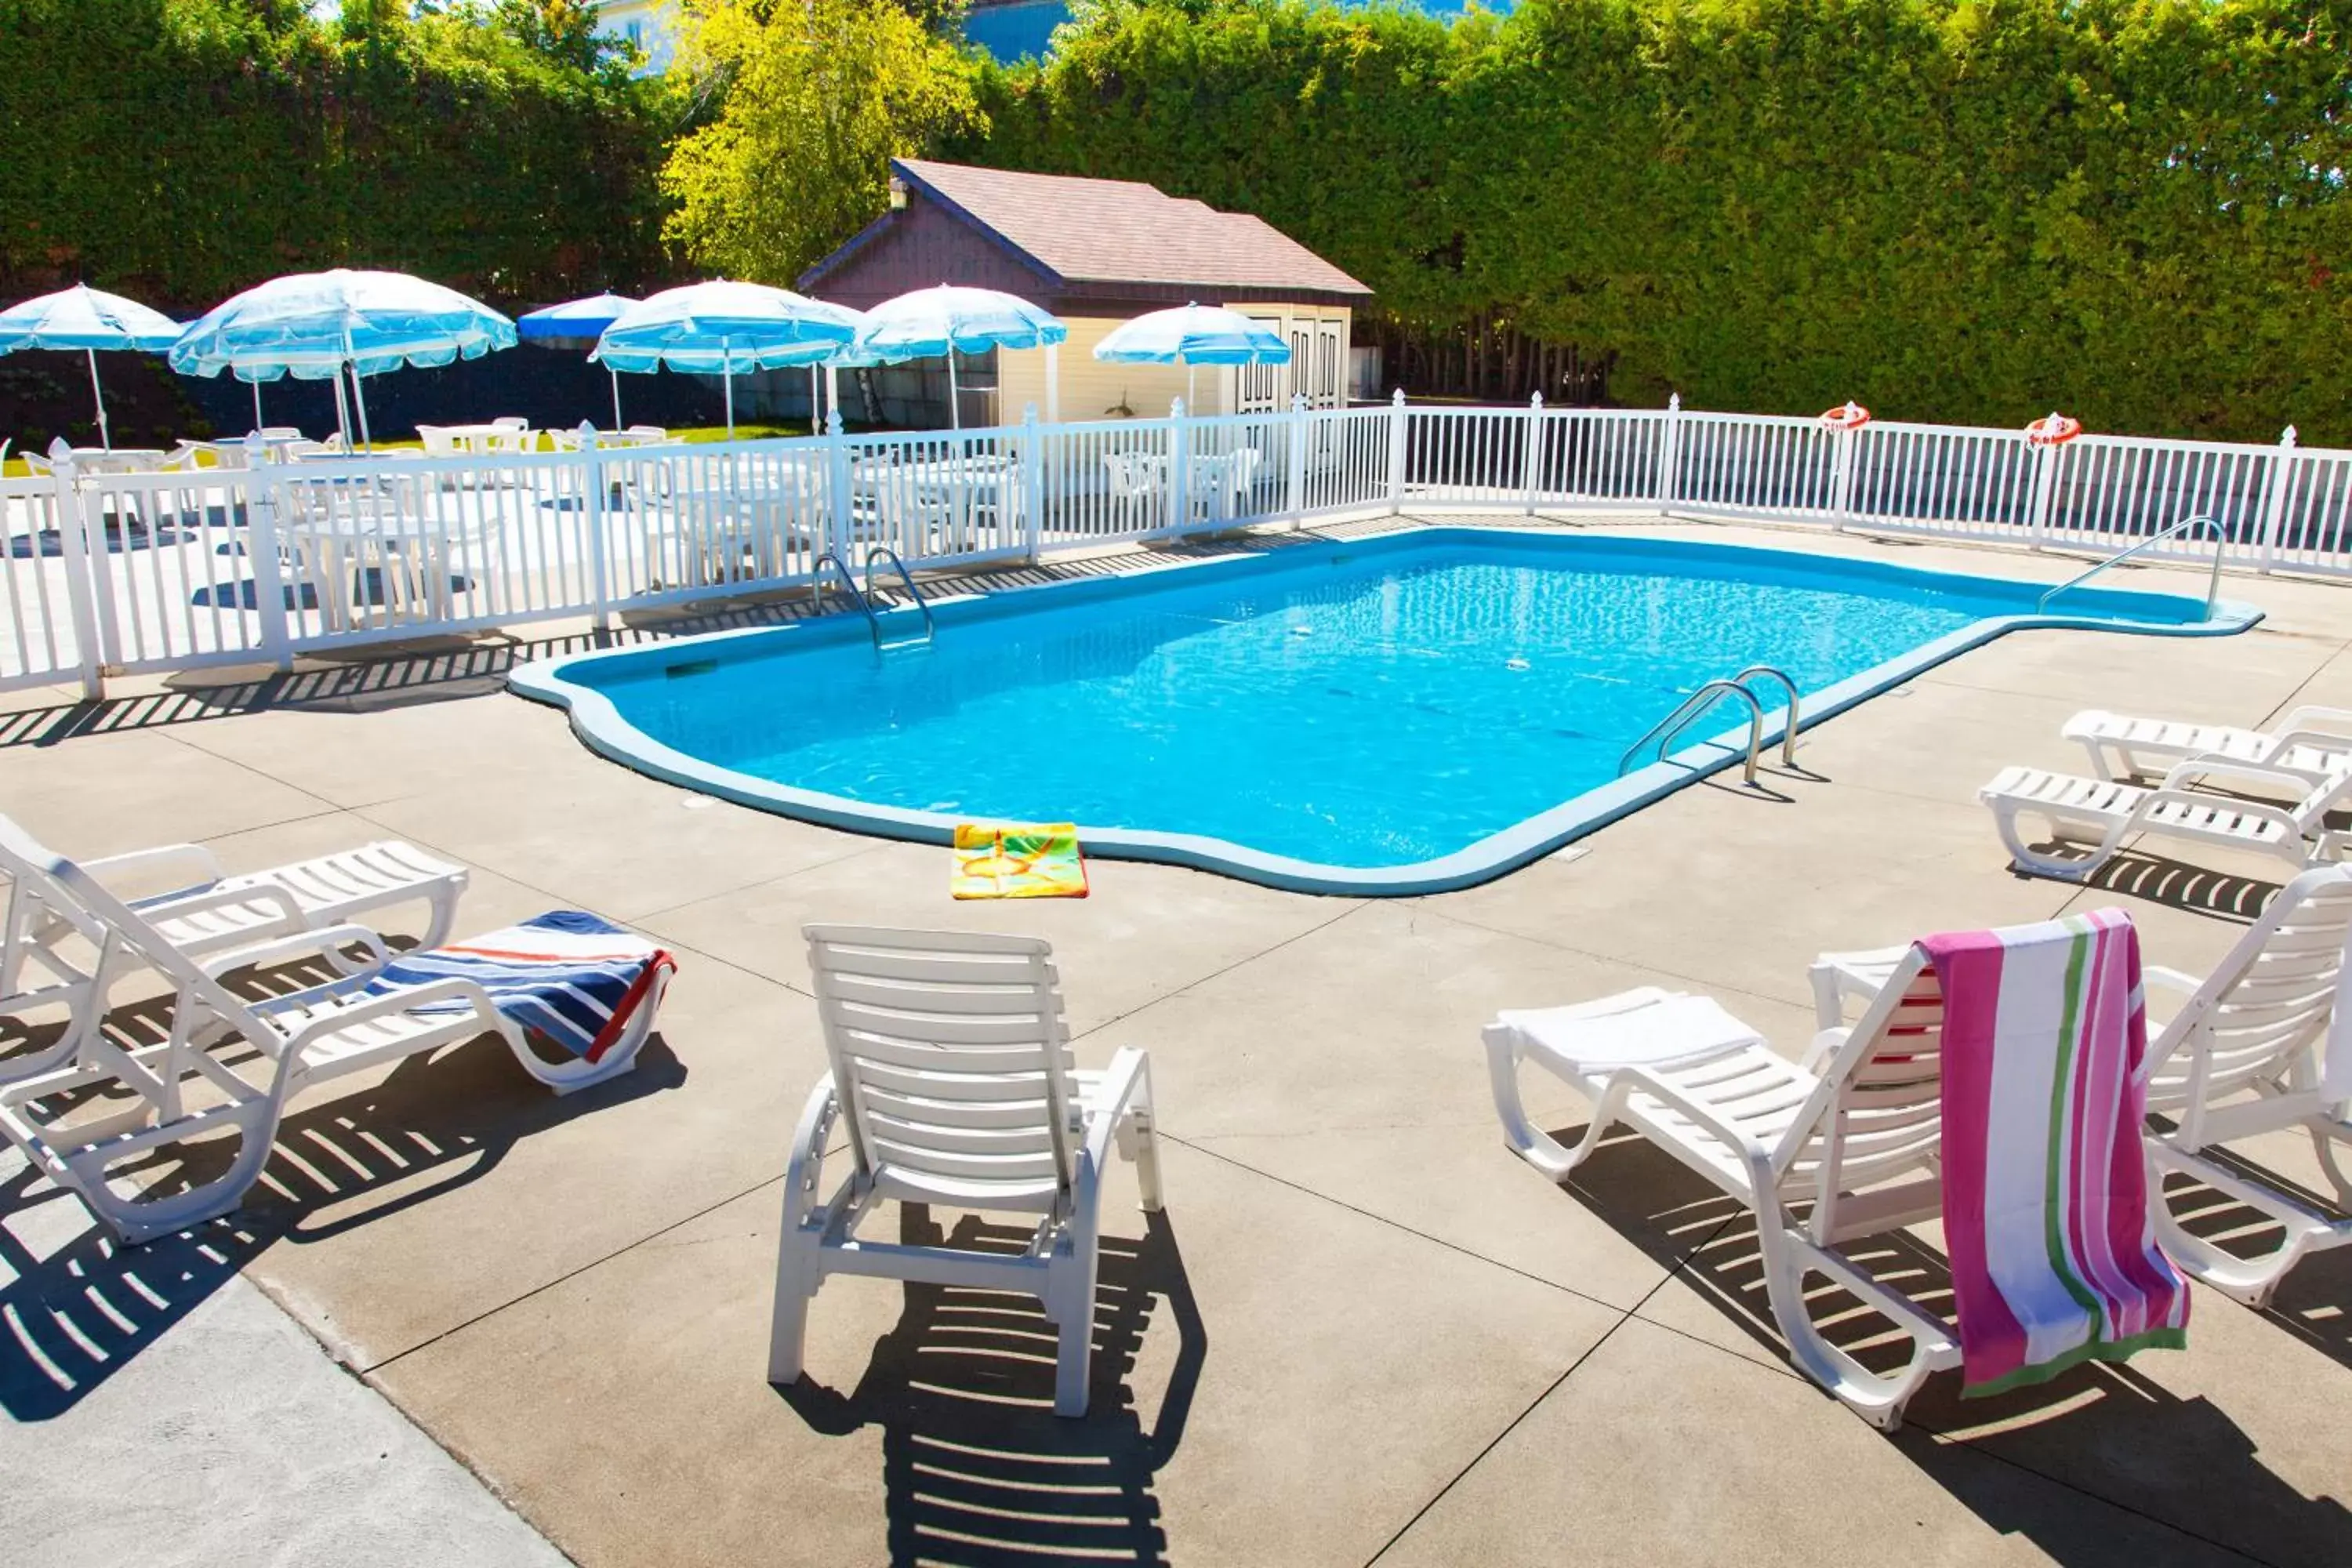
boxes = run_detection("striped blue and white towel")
[364,911,675,1062]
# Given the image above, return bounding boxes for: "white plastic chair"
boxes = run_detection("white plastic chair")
[0,812,468,1085]
[0,818,666,1241]
[2067,706,2352,787]
[1103,452,1163,531]
[1983,757,2352,880]
[1486,952,1960,1429]
[771,927,1163,1417]
[1817,863,2352,1309]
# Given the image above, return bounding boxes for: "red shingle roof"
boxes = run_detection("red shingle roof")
[887,159,1370,298]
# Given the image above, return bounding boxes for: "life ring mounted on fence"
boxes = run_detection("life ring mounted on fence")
[2025,412,2082,447]
[1819,401,1871,432]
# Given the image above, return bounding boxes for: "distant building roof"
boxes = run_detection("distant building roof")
[800,159,1371,303]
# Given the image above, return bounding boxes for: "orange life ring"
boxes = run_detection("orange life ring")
[1819,401,1871,432]
[2025,412,2082,446]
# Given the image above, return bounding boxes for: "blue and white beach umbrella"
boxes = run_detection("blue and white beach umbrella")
[594,281,862,436]
[851,285,1067,429]
[0,285,185,449]
[518,292,639,428]
[170,269,517,448]
[1093,303,1290,412]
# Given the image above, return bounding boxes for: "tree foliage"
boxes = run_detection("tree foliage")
[967,0,2352,442]
[658,0,984,284]
[0,0,678,312]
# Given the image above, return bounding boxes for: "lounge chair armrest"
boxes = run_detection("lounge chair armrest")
[2159,757,2321,796]
[2143,964,2202,996]
[1799,1027,1850,1076]
[2316,829,2352,862]
[2275,706,2352,738]
[201,922,392,986]
[782,1079,841,1234]
[137,883,309,947]
[79,841,227,895]
[1082,1048,1152,1171]
[281,976,504,1050]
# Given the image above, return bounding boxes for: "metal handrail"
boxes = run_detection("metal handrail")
[810,551,884,646]
[862,544,936,644]
[1726,664,1802,768]
[2038,514,2228,619]
[1618,679,1768,786]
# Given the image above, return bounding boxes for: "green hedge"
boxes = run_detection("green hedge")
[966,0,2352,443]
[0,0,677,314]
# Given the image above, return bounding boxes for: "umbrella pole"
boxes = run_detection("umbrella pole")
[251,378,263,434]
[86,348,111,450]
[948,352,960,432]
[724,369,735,438]
[611,367,623,431]
[348,363,374,452]
[1188,364,1197,417]
[332,371,351,449]
[808,365,819,435]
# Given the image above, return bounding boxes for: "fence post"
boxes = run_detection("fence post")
[1168,397,1191,537]
[243,434,294,673]
[2258,424,2298,574]
[1386,387,1408,514]
[1521,391,1545,516]
[2025,435,2059,550]
[1287,393,1309,528]
[825,407,853,562]
[45,441,104,700]
[578,423,611,632]
[1830,424,1857,532]
[1021,401,1044,561]
[1656,393,1682,513]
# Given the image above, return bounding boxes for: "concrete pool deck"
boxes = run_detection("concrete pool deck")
[3,511,2350,1566]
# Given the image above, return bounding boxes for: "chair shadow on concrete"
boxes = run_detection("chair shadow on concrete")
[778,1203,1205,1568]
[1544,1112,2352,1568]
[0,961,683,1421]
[2149,1131,2352,1376]
[2070,847,2285,925]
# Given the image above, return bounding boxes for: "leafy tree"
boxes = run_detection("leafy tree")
[659,0,983,283]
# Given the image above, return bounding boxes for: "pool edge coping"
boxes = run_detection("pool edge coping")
[506,526,2266,897]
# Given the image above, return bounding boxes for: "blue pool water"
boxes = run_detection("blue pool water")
[961,0,1513,61]
[517,532,2245,891]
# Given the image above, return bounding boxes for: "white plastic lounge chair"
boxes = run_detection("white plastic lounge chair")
[770,927,1163,1417]
[2067,706,2352,787]
[1485,960,1960,1429]
[0,813,466,1083]
[0,822,664,1240]
[1812,864,2352,1309]
[1982,757,2352,880]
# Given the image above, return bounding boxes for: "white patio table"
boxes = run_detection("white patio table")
[279,505,477,632]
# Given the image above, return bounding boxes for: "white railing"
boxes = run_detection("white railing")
[0,394,2339,696]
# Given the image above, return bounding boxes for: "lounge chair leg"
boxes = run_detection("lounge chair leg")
[1991,801,2110,881]
[1485,1024,1610,1180]
[1050,1250,1098,1418]
[2147,1140,2347,1309]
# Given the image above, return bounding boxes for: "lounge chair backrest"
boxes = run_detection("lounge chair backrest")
[1792,946,1948,1199]
[0,815,285,1054]
[802,926,1079,1211]
[2152,863,2352,1110]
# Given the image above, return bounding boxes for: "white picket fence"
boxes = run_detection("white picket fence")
[0,393,2337,696]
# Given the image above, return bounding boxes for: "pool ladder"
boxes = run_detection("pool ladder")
[810,549,935,651]
[1617,665,1802,787]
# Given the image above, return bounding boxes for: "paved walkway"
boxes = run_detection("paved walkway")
[3,513,2350,1565]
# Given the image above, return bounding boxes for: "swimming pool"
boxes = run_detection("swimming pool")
[508,530,2258,894]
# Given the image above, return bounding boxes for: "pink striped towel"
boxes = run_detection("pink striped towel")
[1919,908,2190,1397]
